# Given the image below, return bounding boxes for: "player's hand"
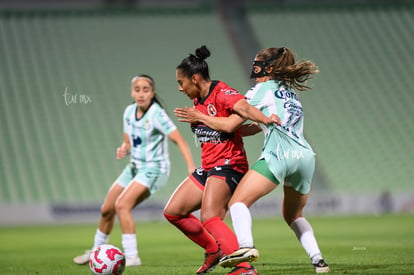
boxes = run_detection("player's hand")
[259,114,281,126]
[174,107,202,123]
[269,114,281,125]
[116,147,129,160]
[188,165,196,175]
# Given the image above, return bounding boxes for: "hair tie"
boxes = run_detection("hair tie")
[264,47,285,66]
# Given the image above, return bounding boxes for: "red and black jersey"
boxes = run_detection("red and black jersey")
[191,80,248,173]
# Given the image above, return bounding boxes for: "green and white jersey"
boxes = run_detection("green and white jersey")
[245,80,313,151]
[123,102,176,174]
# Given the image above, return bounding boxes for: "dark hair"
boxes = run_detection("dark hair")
[176,45,211,79]
[131,74,164,108]
[257,47,319,91]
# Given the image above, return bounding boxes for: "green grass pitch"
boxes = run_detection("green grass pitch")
[0,214,413,274]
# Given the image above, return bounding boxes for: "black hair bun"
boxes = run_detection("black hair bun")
[195,45,211,61]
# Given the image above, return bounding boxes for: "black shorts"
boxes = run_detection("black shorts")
[190,165,245,193]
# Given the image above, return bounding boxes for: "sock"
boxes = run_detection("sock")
[164,213,218,253]
[122,234,138,258]
[290,217,322,263]
[93,229,109,249]
[235,262,253,268]
[203,216,238,255]
[229,202,254,248]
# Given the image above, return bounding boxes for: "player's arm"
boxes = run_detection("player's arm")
[117,133,131,160]
[174,107,245,133]
[240,123,263,137]
[168,129,196,175]
[232,99,281,126]
[174,99,280,133]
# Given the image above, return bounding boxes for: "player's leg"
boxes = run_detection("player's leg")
[202,169,258,275]
[98,182,125,235]
[164,176,222,274]
[199,175,242,274]
[164,176,202,216]
[284,148,329,273]
[97,164,135,248]
[164,176,217,251]
[220,168,277,268]
[73,182,124,265]
[115,180,150,266]
[201,175,236,254]
[283,186,329,273]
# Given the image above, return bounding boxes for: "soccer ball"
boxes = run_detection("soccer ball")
[89,244,126,275]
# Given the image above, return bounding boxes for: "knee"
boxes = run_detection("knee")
[163,202,192,218]
[163,204,174,217]
[100,204,116,221]
[164,213,204,235]
[200,211,213,223]
[115,199,129,216]
[200,209,226,223]
[164,212,179,224]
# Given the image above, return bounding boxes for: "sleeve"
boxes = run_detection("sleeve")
[152,107,177,136]
[244,83,261,106]
[219,87,246,113]
[123,105,133,134]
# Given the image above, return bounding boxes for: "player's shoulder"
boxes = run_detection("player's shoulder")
[247,80,279,95]
[123,103,136,116]
[149,102,171,119]
[215,80,241,96]
[256,79,279,90]
[148,102,166,115]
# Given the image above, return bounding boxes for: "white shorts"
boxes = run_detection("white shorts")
[115,164,169,195]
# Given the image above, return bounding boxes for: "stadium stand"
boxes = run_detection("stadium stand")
[0,7,246,206]
[248,3,414,193]
[1,1,413,223]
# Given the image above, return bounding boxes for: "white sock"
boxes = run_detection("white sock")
[122,234,138,258]
[93,229,109,249]
[290,217,322,264]
[229,202,254,248]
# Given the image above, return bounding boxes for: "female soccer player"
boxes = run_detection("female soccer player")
[73,74,194,267]
[163,45,277,275]
[176,47,330,273]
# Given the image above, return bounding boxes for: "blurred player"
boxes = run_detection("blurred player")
[176,47,329,273]
[73,74,194,267]
[164,45,276,275]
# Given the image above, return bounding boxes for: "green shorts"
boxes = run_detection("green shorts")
[252,155,314,195]
[115,164,169,195]
[255,129,316,195]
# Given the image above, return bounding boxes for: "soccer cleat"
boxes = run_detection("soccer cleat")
[125,256,142,267]
[196,248,224,274]
[313,259,330,273]
[219,248,259,268]
[73,249,92,265]
[226,264,258,275]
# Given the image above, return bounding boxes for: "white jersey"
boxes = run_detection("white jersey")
[245,80,312,151]
[123,102,176,174]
